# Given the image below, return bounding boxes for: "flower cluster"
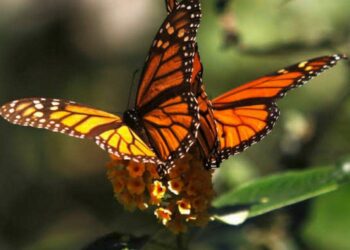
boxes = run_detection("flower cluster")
[106,149,215,233]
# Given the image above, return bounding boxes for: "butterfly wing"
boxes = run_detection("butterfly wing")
[213,54,346,108]
[165,0,178,13]
[0,98,158,164]
[213,103,279,162]
[134,0,201,169]
[136,0,201,108]
[211,54,346,163]
[165,1,346,167]
[165,0,218,167]
[190,49,220,168]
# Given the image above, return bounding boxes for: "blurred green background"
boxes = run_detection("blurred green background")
[0,0,349,249]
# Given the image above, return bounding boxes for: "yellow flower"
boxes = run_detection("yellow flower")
[106,146,216,233]
[168,178,184,195]
[149,180,166,205]
[155,207,172,225]
[177,198,191,215]
[126,177,145,195]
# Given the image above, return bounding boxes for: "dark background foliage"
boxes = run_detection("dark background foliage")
[0,0,349,249]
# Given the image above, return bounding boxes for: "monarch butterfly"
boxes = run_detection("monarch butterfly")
[0,0,202,172]
[166,0,220,167]
[166,0,347,168]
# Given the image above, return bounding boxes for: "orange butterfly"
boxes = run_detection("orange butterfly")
[165,0,218,166]
[166,0,347,168]
[0,0,202,172]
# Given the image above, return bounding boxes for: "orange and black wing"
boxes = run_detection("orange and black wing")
[191,49,219,168]
[0,98,159,164]
[211,54,346,163]
[165,0,178,13]
[213,54,346,108]
[166,0,218,167]
[135,0,201,170]
[213,103,279,162]
[166,0,219,167]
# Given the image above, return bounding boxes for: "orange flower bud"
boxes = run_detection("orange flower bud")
[127,161,145,178]
[126,177,145,195]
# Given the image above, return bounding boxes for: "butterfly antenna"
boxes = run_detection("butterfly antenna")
[127,69,140,110]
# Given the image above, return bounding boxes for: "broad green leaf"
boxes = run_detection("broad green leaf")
[303,183,350,250]
[213,163,350,223]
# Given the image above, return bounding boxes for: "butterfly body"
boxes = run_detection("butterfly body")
[123,109,142,132]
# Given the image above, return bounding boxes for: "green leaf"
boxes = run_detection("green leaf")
[213,162,350,222]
